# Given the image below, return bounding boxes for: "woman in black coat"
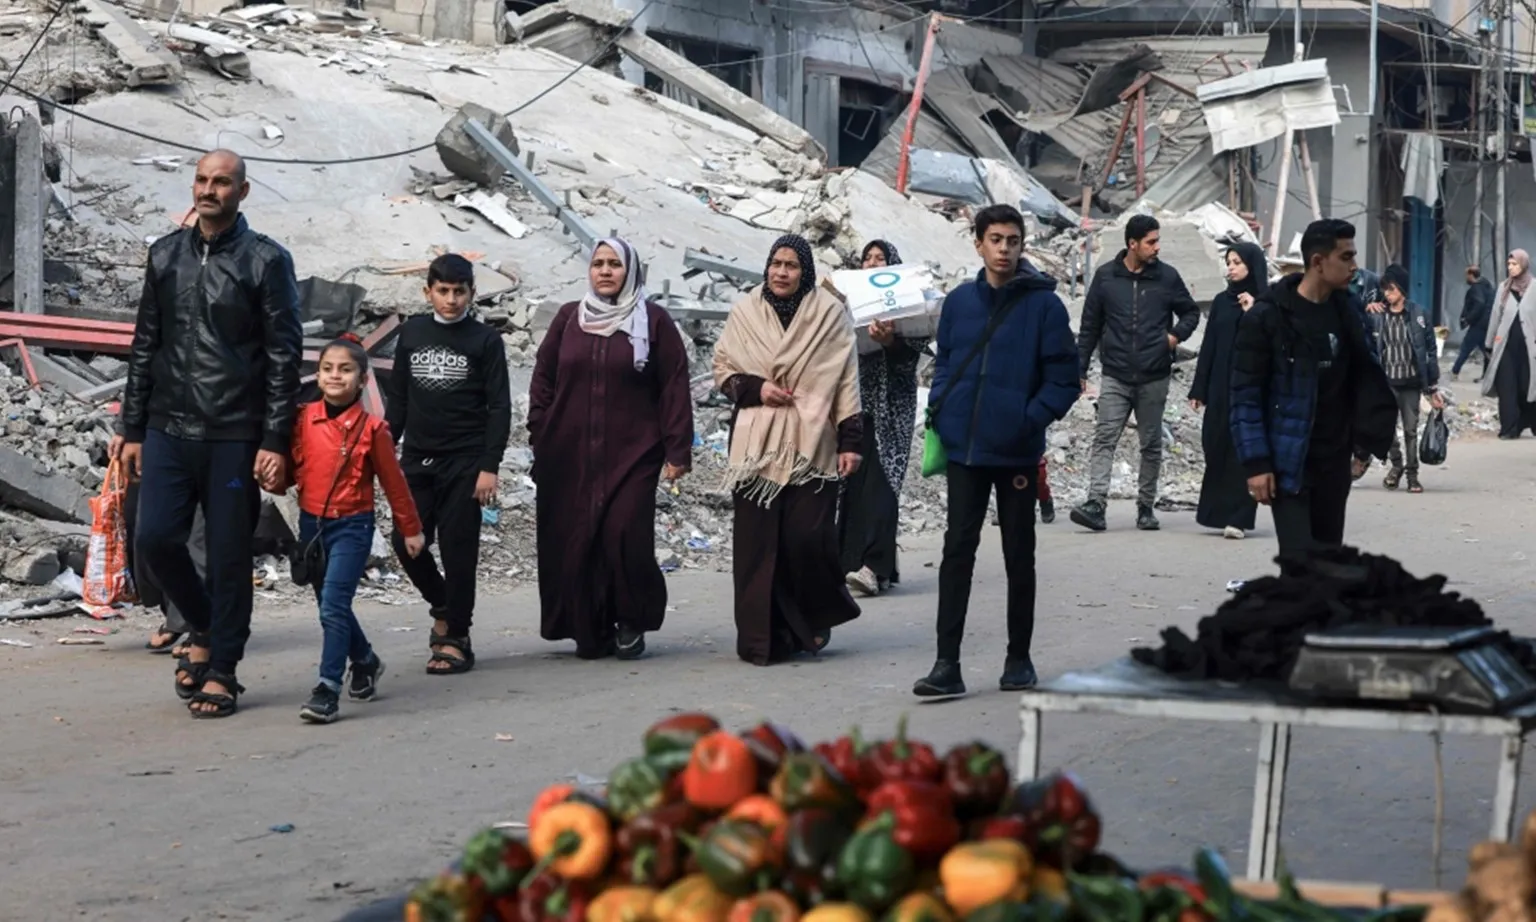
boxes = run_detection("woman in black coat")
[1189,242,1266,538]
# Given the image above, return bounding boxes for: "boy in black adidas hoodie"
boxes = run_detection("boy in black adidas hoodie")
[385,254,512,674]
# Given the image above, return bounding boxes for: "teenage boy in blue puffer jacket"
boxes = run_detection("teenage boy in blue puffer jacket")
[913,204,1081,699]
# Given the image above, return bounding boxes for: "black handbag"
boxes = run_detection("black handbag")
[289,419,365,587]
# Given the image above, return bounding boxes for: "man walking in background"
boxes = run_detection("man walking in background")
[1368,264,1445,493]
[1231,218,1396,556]
[116,149,303,718]
[1453,265,1494,381]
[1070,215,1200,533]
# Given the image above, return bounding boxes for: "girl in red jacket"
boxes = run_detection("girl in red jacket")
[280,335,425,724]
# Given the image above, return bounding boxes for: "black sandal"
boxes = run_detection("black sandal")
[174,633,211,700]
[427,635,475,675]
[145,624,183,654]
[188,671,244,719]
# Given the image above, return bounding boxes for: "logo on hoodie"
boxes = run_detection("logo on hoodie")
[409,345,471,392]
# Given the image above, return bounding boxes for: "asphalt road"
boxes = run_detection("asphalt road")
[3,431,1535,921]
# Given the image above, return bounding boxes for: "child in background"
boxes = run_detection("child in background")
[274,334,426,723]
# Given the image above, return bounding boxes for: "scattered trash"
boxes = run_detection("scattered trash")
[0,638,34,648]
[57,636,103,645]
[270,823,295,834]
[494,733,515,742]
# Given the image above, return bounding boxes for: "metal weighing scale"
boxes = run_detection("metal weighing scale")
[1287,624,1536,713]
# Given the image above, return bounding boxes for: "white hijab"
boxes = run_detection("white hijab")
[579,237,650,370]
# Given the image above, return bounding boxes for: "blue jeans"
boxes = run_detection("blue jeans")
[299,511,376,690]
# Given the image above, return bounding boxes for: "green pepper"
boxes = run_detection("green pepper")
[609,756,673,822]
[693,818,781,897]
[836,811,916,912]
[772,753,861,816]
[1066,874,1143,922]
[1192,848,1236,921]
[458,827,534,895]
[644,713,722,772]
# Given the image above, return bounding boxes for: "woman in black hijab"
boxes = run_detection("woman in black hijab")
[1189,242,1266,538]
[840,240,927,597]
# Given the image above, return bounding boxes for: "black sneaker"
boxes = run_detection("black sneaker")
[913,659,966,698]
[615,626,646,661]
[1039,498,1056,524]
[1069,500,1106,532]
[1000,656,1039,691]
[1136,504,1160,531]
[299,684,340,724]
[348,653,386,701]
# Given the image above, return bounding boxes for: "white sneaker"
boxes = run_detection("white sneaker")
[1223,526,1245,540]
[845,567,879,597]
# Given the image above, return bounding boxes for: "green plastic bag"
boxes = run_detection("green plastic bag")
[920,411,947,478]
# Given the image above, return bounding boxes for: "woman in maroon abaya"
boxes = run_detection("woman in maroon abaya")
[529,237,694,660]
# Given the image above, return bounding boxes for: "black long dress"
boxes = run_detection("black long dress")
[1495,315,1536,438]
[1190,244,1263,532]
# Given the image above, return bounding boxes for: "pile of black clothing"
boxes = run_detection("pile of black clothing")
[1132,546,1490,682]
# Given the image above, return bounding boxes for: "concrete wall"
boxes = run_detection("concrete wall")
[1252,29,1380,270]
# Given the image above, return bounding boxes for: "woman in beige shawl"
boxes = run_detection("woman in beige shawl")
[713,234,863,666]
[1485,249,1536,439]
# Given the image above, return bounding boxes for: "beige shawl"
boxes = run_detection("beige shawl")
[713,285,861,505]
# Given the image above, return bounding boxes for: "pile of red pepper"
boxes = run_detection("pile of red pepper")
[405,713,1191,922]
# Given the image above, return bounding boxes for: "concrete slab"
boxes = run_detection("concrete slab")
[74,0,184,87]
[0,444,94,523]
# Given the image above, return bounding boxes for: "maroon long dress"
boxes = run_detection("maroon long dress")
[528,301,695,658]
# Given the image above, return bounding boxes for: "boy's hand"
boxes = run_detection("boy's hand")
[254,450,286,489]
[402,533,426,558]
[474,472,498,505]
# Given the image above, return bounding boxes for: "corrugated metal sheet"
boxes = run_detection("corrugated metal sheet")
[975,54,1086,116]
[862,110,971,185]
[1050,33,1271,77]
[803,71,840,165]
[920,67,1017,163]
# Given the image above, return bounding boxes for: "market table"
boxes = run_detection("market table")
[1015,658,1536,882]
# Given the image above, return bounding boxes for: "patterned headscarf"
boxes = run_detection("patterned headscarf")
[860,239,902,268]
[579,237,650,370]
[763,234,817,329]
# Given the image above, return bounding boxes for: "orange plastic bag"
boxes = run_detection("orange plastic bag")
[82,460,136,606]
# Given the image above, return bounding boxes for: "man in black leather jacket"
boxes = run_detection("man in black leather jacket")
[1070,214,1200,533]
[114,149,303,718]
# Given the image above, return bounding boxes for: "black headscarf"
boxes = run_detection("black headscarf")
[1224,242,1269,299]
[860,239,902,267]
[763,234,817,328]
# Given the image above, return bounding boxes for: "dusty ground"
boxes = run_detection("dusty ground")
[3,407,1535,921]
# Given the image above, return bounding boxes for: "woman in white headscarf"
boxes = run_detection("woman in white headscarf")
[529,237,695,660]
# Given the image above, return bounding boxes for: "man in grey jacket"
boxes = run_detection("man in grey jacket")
[1368,264,1445,493]
[1070,215,1200,532]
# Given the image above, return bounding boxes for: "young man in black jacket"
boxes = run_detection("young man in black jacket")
[116,149,303,718]
[1071,215,1200,533]
[1230,219,1396,556]
[1452,265,1495,381]
[1367,264,1445,493]
[385,254,513,674]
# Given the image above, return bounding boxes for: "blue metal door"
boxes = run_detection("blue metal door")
[1403,196,1438,323]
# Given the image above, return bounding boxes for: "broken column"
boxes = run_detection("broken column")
[13,114,44,315]
[436,102,520,187]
